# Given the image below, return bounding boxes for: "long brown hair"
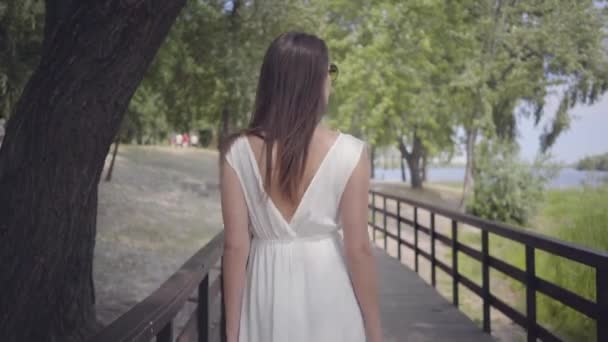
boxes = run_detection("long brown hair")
[220,31,330,203]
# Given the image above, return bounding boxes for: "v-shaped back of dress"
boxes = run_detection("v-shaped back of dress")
[225,132,365,241]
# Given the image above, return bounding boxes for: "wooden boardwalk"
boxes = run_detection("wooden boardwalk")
[375,248,494,342]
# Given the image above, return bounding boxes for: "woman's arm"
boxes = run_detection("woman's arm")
[220,159,250,342]
[340,146,383,342]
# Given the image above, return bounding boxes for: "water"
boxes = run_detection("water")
[374,167,608,189]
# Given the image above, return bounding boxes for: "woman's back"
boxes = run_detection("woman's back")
[224,128,365,239]
[247,127,341,225]
[223,127,368,341]
[220,31,382,342]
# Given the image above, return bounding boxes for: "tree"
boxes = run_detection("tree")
[576,153,608,171]
[123,0,321,147]
[455,0,608,208]
[0,1,188,340]
[322,0,457,188]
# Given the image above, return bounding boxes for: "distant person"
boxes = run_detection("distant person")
[175,133,183,147]
[220,32,382,342]
[190,134,199,147]
[183,132,190,147]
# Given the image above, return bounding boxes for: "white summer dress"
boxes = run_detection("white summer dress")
[224,132,367,342]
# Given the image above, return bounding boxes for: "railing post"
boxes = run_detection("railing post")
[481,230,490,333]
[451,220,459,307]
[597,261,608,342]
[397,201,402,261]
[414,207,419,273]
[526,246,537,342]
[198,274,209,342]
[430,213,436,287]
[157,320,173,342]
[220,268,227,342]
[372,193,376,242]
[383,197,388,251]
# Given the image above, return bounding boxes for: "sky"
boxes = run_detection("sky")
[518,92,608,164]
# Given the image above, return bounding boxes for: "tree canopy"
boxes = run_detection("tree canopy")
[2,0,607,177]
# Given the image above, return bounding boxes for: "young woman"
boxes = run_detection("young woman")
[220,31,382,342]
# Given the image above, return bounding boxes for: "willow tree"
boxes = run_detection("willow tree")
[456,0,608,207]
[0,1,187,340]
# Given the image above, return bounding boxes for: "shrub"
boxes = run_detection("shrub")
[467,140,557,225]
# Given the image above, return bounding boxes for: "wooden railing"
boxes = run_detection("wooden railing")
[88,232,225,342]
[368,190,608,342]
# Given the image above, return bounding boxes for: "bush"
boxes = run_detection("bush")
[197,128,213,148]
[467,140,557,225]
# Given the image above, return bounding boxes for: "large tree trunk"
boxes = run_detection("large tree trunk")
[406,156,423,189]
[0,1,187,341]
[460,127,477,211]
[397,133,424,189]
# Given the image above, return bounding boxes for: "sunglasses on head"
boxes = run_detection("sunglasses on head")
[329,63,339,82]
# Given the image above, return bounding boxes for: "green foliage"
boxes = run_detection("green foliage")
[576,152,608,171]
[467,140,558,225]
[0,0,44,119]
[322,0,457,149]
[130,0,321,143]
[198,128,213,147]
[533,183,608,341]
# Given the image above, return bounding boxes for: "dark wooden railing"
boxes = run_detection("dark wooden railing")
[369,190,608,342]
[88,232,225,342]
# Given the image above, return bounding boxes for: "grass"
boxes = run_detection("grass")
[532,185,608,341]
[453,184,608,341]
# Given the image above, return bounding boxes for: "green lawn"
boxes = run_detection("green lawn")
[455,184,608,341]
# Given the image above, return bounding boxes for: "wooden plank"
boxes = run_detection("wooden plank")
[526,246,536,342]
[157,320,173,342]
[375,248,493,342]
[431,213,436,287]
[383,196,388,250]
[597,262,608,342]
[414,207,419,273]
[176,311,198,342]
[451,220,459,308]
[535,276,597,319]
[397,201,402,261]
[198,275,209,342]
[481,231,490,333]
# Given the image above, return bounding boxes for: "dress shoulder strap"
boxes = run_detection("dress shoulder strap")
[331,133,366,203]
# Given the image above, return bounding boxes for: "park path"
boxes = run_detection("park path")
[95,145,224,324]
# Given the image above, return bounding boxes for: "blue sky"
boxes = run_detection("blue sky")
[518,93,608,164]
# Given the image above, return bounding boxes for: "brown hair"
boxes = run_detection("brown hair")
[220,31,330,203]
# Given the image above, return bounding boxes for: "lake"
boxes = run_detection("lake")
[374,167,608,189]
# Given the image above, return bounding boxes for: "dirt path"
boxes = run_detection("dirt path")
[94,145,224,324]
